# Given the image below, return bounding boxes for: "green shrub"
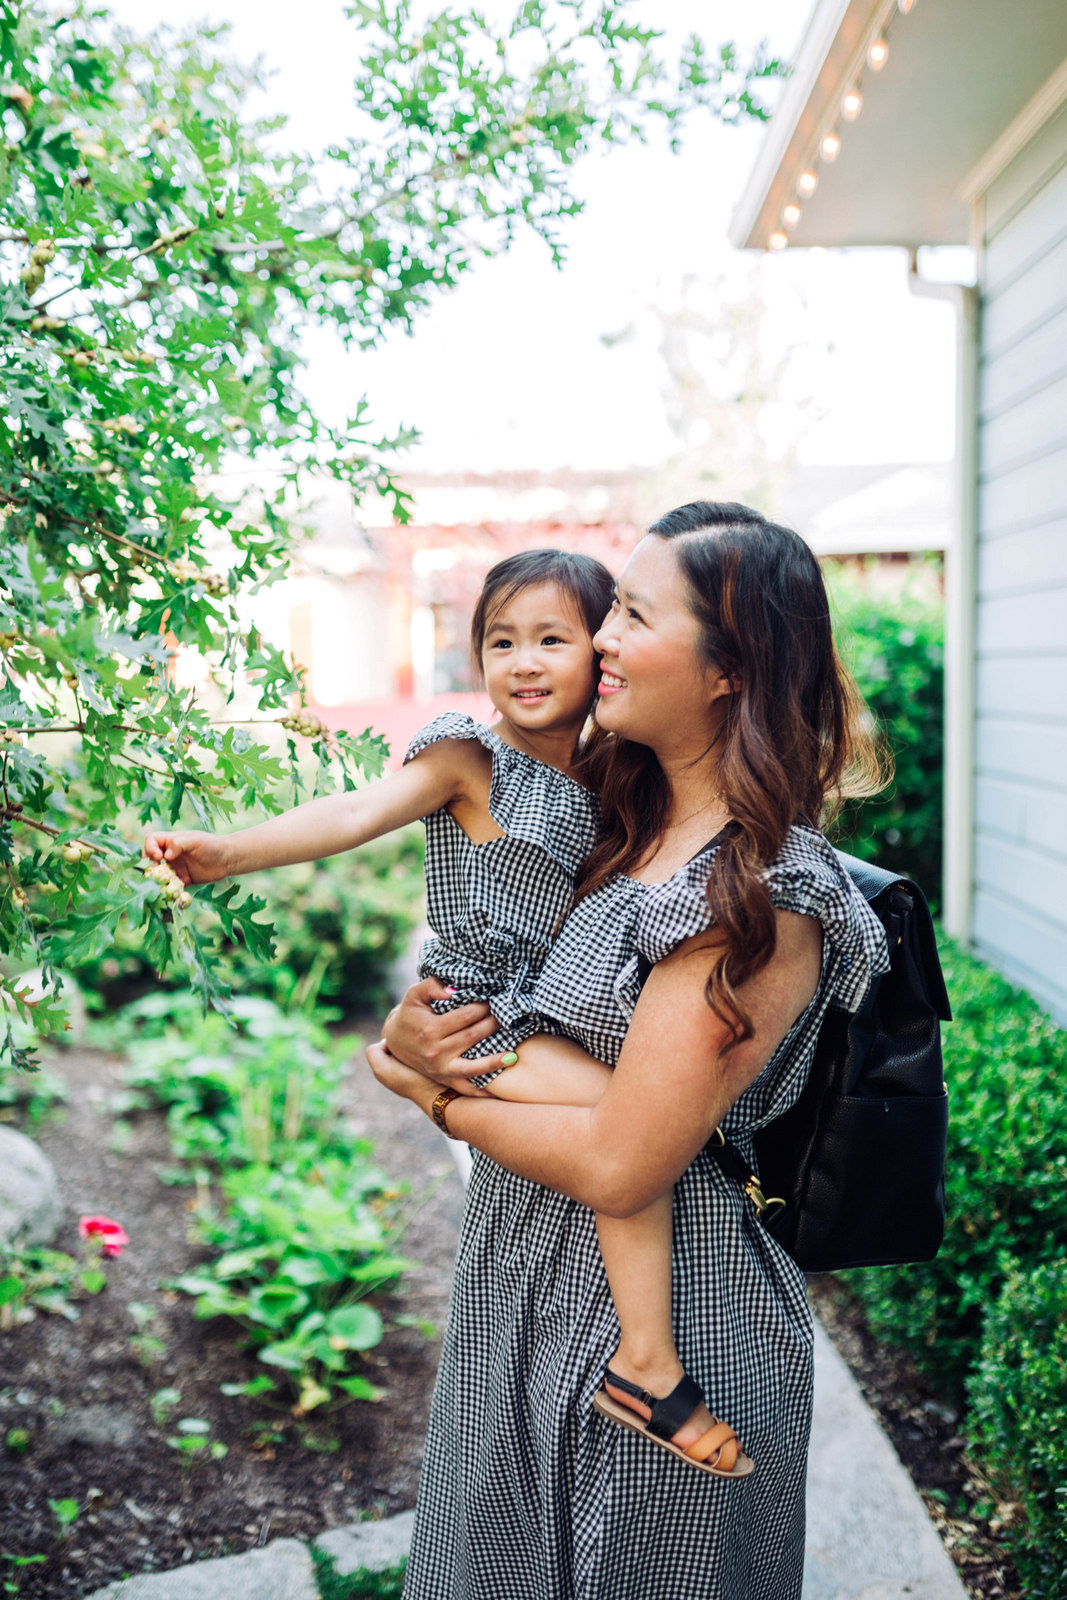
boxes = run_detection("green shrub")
[71,828,425,1016]
[967,1257,1067,1598]
[842,935,1067,1395]
[826,563,944,907]
[112,994,415,1411]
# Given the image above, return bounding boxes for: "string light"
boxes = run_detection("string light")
[797,170,818,198]
[841,85,863,121]
[768,230,788,251]
[820,129,841,161]
[781,202,801,229]
[867,35,889,70]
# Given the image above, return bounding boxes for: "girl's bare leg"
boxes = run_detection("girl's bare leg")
[597,1202,722,1451]
[482,1038,725,1450]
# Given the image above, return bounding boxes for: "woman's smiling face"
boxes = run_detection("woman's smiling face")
[592,535,733,755]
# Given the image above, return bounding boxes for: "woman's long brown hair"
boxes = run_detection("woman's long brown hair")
[574,501,887,1045]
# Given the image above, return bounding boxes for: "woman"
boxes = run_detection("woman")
[368,501,890,1600]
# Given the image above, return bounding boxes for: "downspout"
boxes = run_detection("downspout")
[907,250,978,939]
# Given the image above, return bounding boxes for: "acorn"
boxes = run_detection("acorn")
[30,239,55,265]
[20,264,44,292]
[72,351,92,368]
[11,887,28,911]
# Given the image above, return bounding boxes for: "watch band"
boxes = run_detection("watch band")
[431,1086,461,1138]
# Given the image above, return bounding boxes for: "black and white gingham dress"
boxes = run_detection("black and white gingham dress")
[404,712,600,1056]
[404,820,890,1600]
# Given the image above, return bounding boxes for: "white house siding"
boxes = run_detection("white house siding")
[973,94,1067,1023]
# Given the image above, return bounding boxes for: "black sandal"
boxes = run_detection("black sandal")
[593,1368,754,1478]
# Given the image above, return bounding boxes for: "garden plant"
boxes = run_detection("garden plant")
[0,0,783,1075]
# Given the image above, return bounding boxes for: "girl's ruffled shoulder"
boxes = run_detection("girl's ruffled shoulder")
[404,712,500,766]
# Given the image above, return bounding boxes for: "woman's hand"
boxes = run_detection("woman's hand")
[142,828,232,885]
[366,1037,439,1116]
[382,978,500,1095]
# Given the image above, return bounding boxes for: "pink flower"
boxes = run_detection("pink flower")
[78,1215,129,1258]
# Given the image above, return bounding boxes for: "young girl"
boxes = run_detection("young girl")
[143,548,749,1478]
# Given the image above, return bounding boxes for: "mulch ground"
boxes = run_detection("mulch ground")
[0,1022,464,1600]
[0,1025,1023,1600]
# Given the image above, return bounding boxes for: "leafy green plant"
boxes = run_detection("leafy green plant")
[0,1245,80,1326]
[149,1386,181,1426]
[0,1059,67,1131]
[172,1152,412,1414]
[165,1417,227,1465]
[109,990,413,1410]
[967,1256,1067,1598]
[114,995,356,1167]
[1,1551,46,1597]
[826,563,944,906]
[47,1498,79,1536]
[73,829,426,1016]
[311,1548,406,1600]
[0,0,782,1074]
[841,935,1067,1395]
[126,1300,166,1367]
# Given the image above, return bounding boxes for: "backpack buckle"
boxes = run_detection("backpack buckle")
[744,1176,786,1220]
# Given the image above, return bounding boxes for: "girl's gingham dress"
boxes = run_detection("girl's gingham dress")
[404,712,600,1061]
[404,820,890,1600]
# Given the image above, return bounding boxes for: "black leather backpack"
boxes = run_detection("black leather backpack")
[709,850,951,1273]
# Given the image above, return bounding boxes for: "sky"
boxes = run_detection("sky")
[104,0,962,476]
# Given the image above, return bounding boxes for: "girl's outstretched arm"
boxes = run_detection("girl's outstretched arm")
[143,738,482,884]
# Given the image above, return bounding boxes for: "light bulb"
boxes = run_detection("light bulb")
[768,230,788,251]
[897,0,916,12]
[867,36,889,70]
[797,170,818,198]
[782,203,801,229]
[820,129,841,161]
[841,86,863,121]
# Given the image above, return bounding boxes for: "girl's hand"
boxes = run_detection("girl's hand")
[382,978,500,1095]
[142,828,232,885]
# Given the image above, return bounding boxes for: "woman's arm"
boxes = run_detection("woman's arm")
[143,738,482,883]
[370,910,822,1217]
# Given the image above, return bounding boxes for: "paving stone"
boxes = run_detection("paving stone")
[86,1538,317,1600]
[314,1510,415,1576]
[803,1321,969,1600]
[0,1125,62,1247]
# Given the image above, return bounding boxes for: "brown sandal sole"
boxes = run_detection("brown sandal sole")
[593,1390,755,1479]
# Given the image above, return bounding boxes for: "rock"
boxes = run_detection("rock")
[314,1509,415,1576]
[0,1126,62,1246]
[51,1405,139,1449]
[86,1538,317,1600]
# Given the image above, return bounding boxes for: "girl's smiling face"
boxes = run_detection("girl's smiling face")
[592,536,733,756]
[481,581,599,734]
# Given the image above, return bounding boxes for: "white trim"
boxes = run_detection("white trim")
[728,0,882,250]
[906,256,977,938]
[958,55,1067,205]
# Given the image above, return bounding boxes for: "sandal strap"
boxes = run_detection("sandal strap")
[602,1367,708,1447]
[603,1367,655,1409]
[646,1374,706,1443]
[684,1420,739,1469]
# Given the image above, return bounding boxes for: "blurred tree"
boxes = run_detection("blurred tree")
[0,0,784,1069]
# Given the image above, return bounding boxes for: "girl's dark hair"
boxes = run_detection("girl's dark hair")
[470,549,614,691]
[575,500,887,1045]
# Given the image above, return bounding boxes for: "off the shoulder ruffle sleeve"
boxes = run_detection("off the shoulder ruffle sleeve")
[634,823,889,1015]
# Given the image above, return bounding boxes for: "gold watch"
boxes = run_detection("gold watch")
[431,1086,461,1138]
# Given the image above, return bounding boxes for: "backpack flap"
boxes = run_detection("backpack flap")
[742,854,950,1273]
